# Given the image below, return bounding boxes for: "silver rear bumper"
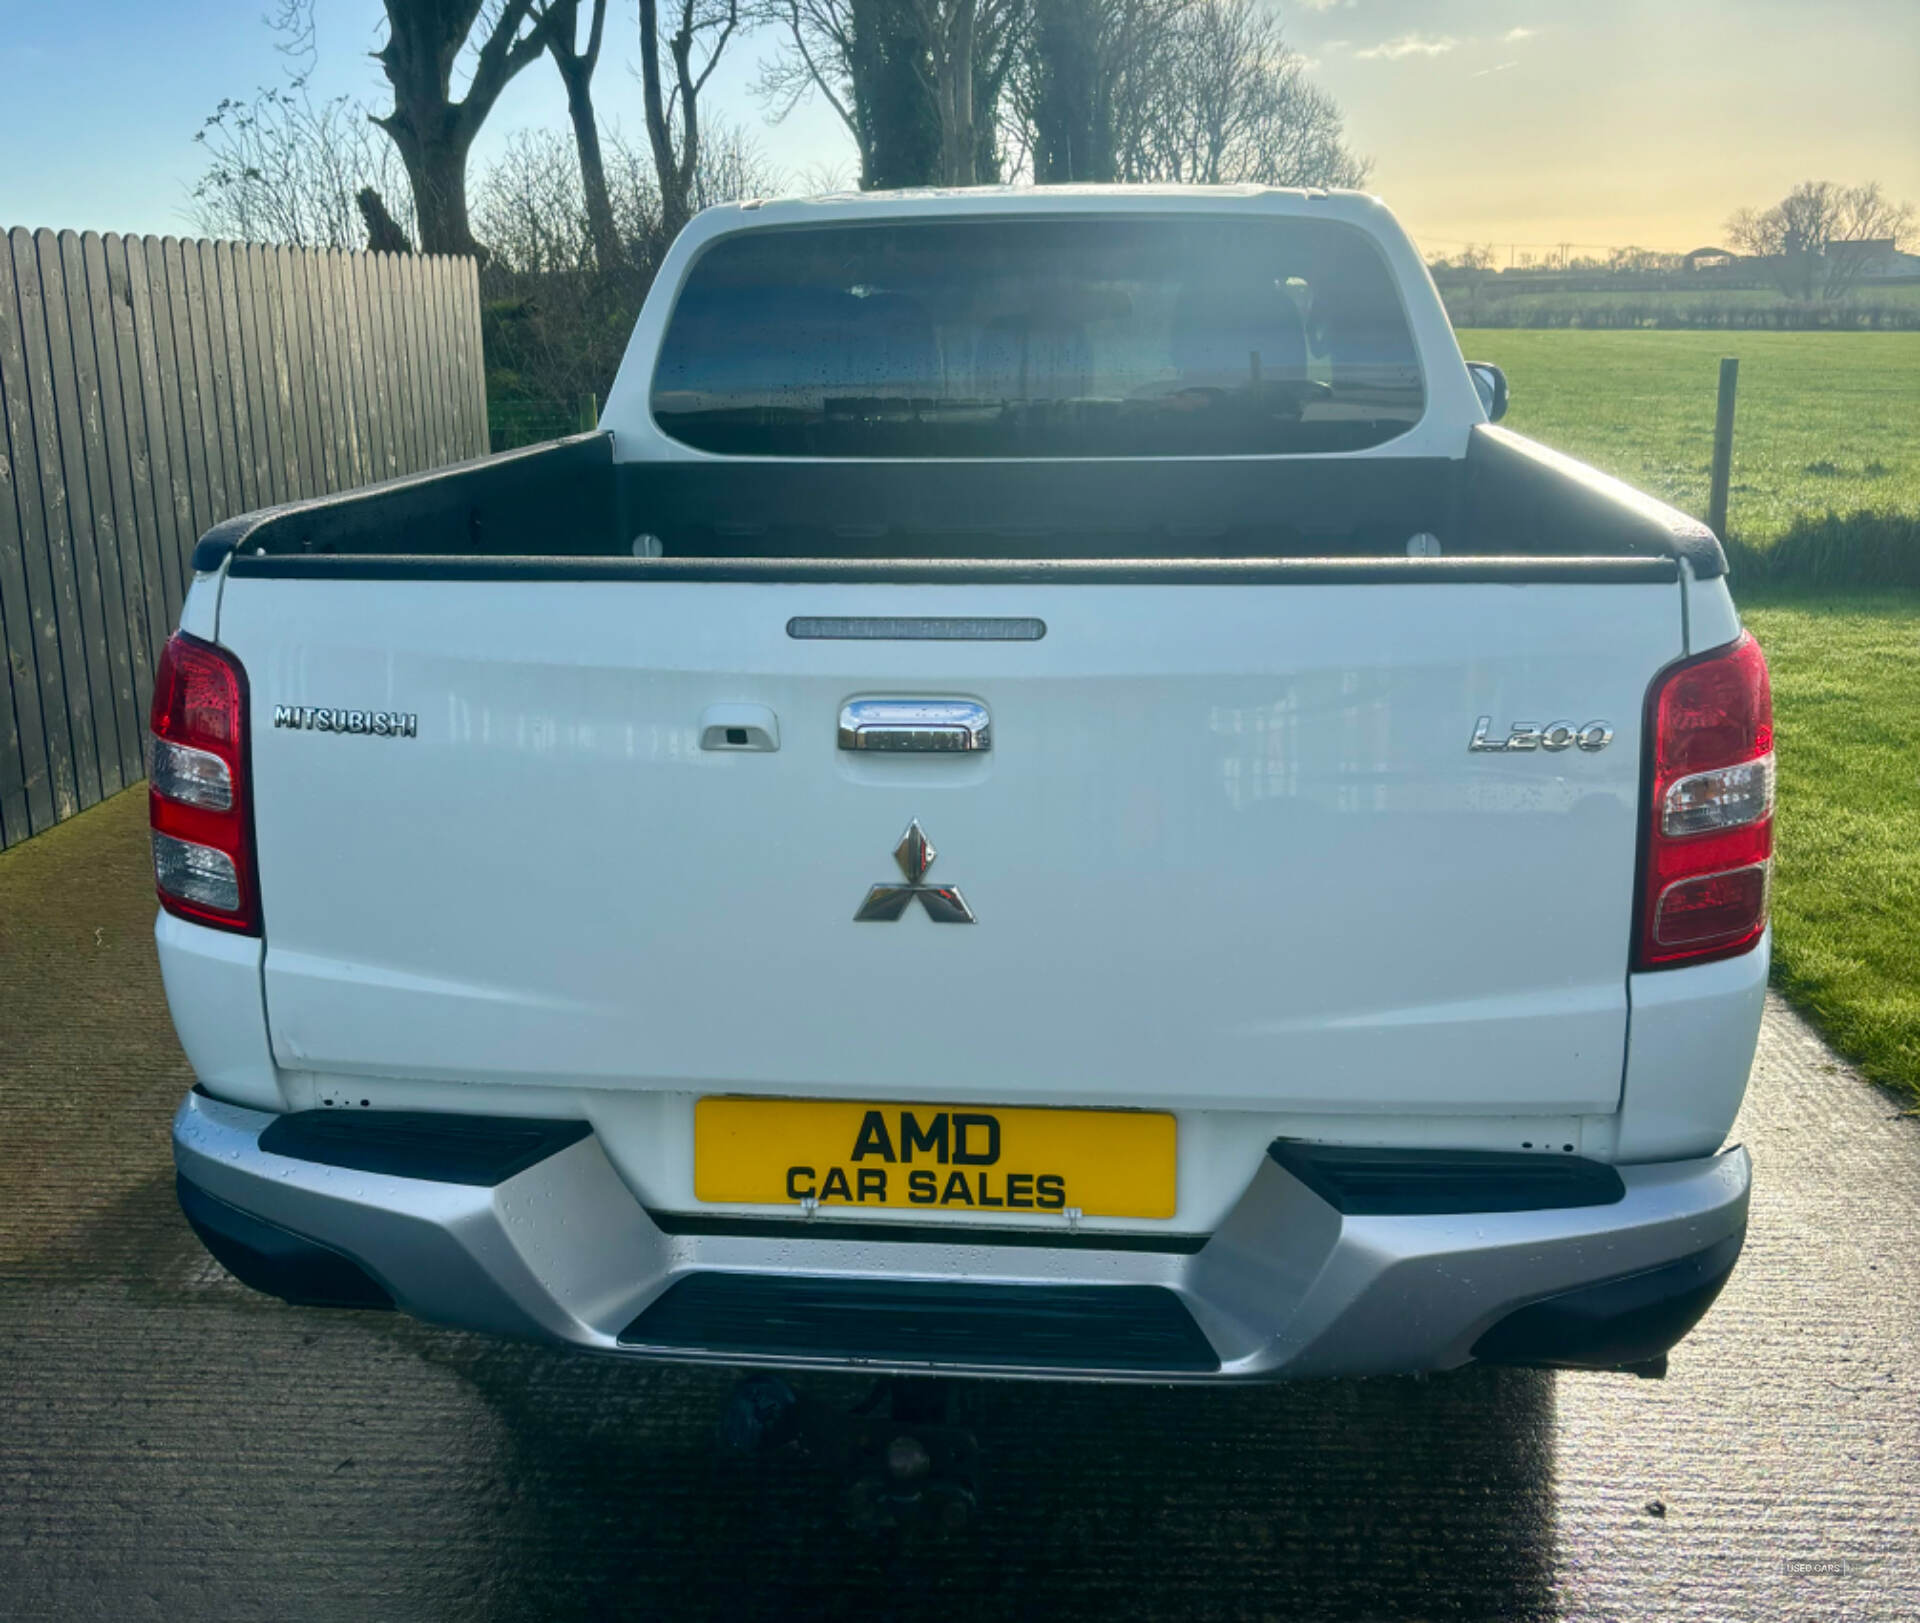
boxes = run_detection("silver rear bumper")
[173,1089,1750,1382]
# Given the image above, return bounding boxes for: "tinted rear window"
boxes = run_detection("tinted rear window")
[652,216,1424,458]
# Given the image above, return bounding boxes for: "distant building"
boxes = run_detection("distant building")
[1827,238,1899,276]
[1841,241,1920,280]
[1683,247,1738,271]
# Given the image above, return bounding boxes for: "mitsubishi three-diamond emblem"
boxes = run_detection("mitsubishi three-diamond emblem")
[854,820,976,923]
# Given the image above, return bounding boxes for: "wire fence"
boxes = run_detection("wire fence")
[489,395,598,451]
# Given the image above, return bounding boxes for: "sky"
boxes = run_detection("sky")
[1,0,1916,257]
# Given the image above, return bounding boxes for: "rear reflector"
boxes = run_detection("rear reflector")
[1651,862,1772,950]
[1636,632,1772,969]
[152,831,243,914]
[150,632,259,934]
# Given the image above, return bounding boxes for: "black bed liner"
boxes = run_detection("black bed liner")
[230,554,1678,585]
[195,424,1725,581]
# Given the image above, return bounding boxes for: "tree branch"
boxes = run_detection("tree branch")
[691,0,740,98]
[458,0,553,141]
[785,3,859,140]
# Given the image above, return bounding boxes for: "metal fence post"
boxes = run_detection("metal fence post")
[1707,357,1739,541]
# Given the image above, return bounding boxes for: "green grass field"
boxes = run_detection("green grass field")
[1454,329,1920,547]
[1740,590,1920,1107]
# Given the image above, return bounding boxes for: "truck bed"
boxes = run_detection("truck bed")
[193,425,1727,578]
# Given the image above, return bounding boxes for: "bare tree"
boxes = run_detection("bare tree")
[475,118,781,425]
[763,0,1360,192]
[473,127,607,273]
[1014,0,1183,183]
[887,0,1025,184]
[1426,243,1495,273]
[755,0,1017,188]
[1728,181,1917,300]
[193,83,417,247]
[754,0,857,143]
[907,1,996,184]
[690,121,787,208]
[372,0,562,259]
[543,0,622,274]
[192,2,415,248]
[997,0,1365,190]
[474,120,781,275]
[1124,0,1368,188]
[638,0,741,241]
[1606,246,1682,273]
[967,1,1026,181]
[755,0,940,189]
[794,156,859,195]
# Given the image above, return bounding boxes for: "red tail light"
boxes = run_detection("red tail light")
[1636,631,1772,969]
[149,632,260,934]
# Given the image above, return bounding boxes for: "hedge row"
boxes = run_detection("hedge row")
[1442,298,1920,331]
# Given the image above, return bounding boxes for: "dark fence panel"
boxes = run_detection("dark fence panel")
[0,229,488,849]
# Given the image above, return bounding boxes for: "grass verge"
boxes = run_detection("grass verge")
[1454,329,1920,548]
[1725,510,1920,590]
[1741,588,1920,1107]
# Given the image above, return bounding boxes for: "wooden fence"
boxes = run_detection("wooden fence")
[0,229,487,850]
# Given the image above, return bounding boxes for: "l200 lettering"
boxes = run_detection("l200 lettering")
[1470,716,1614,753]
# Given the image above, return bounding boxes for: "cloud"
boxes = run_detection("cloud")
[1354,33,1458,61]
[1503,26,1537,42]
[1471,60,1521,78]
[1297,0,1355,10]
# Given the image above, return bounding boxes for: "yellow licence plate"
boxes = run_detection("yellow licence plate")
[694,1099,1177,1220]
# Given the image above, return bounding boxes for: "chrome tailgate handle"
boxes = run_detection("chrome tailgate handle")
[838,700,991,753]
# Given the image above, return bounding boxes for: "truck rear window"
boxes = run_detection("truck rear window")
[651,216,1424,458]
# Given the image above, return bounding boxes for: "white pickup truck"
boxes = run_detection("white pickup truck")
[159,187,1769,1383]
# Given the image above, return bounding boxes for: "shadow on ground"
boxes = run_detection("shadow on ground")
[443,1344,1555,1622]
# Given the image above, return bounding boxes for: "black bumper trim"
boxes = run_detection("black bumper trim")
[1269,1139,1627,1215]
[176,1175,393,1310]
[256,1110,590,1187]
[620,1273,1220,1372]
[1471,1230,1745,1371]
[646,1210,1208,1254]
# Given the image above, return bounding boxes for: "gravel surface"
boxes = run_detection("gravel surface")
[3,789,1916,1621]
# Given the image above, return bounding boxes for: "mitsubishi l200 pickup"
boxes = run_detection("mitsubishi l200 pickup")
[159,187,1768,1382]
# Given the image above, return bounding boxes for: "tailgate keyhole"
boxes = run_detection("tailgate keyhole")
[699,704,781,752]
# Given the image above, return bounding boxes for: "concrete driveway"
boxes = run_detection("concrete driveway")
[3,789,1916,1621]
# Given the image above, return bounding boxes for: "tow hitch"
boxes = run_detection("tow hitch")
[718,1374,980,1532]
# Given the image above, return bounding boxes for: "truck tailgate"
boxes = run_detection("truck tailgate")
[222,574,1680,1116]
